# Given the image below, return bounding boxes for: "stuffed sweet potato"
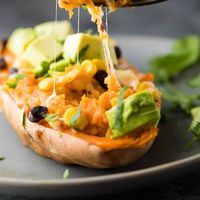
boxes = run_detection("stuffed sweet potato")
[0,20,160,168]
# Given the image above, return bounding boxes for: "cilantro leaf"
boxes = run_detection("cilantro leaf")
[188,73,200,88]
[191,107,200,118]
[190,121,200,140]
[113,86,128,129]
[160,84,200,114]
[45,114,59,123]
[63,169,70,179]
[188,108,200,148]
[185,136,198,150]
[189,107,200,139]
[21,106,26,128]
[0,156,5,161]
[149,35,200,83]
[70,105,82,129]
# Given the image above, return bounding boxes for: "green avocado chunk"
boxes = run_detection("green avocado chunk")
[106,91,160,139]
[7,28,37,56]
[24,34,63,68]
[63,33,118,64]
[35,21,73,42]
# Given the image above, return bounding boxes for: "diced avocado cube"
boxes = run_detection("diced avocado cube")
[63,33,118,64]
[35,21,73,42]
[24,34,63,68]
[106,91,160,139]
[7,28,37,56]
[49,59,68,72]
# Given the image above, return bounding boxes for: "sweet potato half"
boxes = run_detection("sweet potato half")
[1,90,158,168]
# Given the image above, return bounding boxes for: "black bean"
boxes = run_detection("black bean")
[9,67,18,75]
[115,46,122,59]
[28,106,48,123]
[94,70,108,90]
[0,57,7,70]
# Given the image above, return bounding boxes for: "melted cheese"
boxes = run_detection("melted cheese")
[59,0,106,38]
[45,0,59,105]
[59,0,120,87]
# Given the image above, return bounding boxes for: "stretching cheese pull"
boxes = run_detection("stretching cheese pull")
[59,0,120,86]
[93,0,167,7]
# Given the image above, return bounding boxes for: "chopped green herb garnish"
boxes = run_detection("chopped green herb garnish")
[7,74,26,89]
[0,156,5,161]
[190,121,200,140]
[191,107,200,118]
[149,35,200,83]
[70,105,82,129]
[113,86,128,129]
[22,107,26,128]
[188,73,200,88]
[148,35,200,149]
[63,169,69,179]
[189,108,200,138]
[185,136,198,150]
[188,109,200,148]
[160,84,200,114]
[45,114,59,123]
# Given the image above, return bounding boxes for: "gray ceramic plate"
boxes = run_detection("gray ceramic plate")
[0,36,200,197]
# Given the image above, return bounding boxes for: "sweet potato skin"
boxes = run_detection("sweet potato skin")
[1,91,154,168]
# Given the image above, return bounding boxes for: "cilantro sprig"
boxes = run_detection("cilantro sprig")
[70,105,82,129]
[149,35,200,83]
[160,84,200,114]
[188,109,200,148]
[149,35,200,148]
[188,73,200,88]
[112,86,128,129]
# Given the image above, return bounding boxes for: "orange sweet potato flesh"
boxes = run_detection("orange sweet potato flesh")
[0,90,157,168]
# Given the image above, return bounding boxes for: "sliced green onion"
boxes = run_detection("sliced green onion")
[45,114,59,123]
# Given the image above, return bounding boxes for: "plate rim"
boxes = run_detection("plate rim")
[0,35,199,187]
[0,153,199,186]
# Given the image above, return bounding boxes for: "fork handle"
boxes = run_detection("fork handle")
[93,0,167,7]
